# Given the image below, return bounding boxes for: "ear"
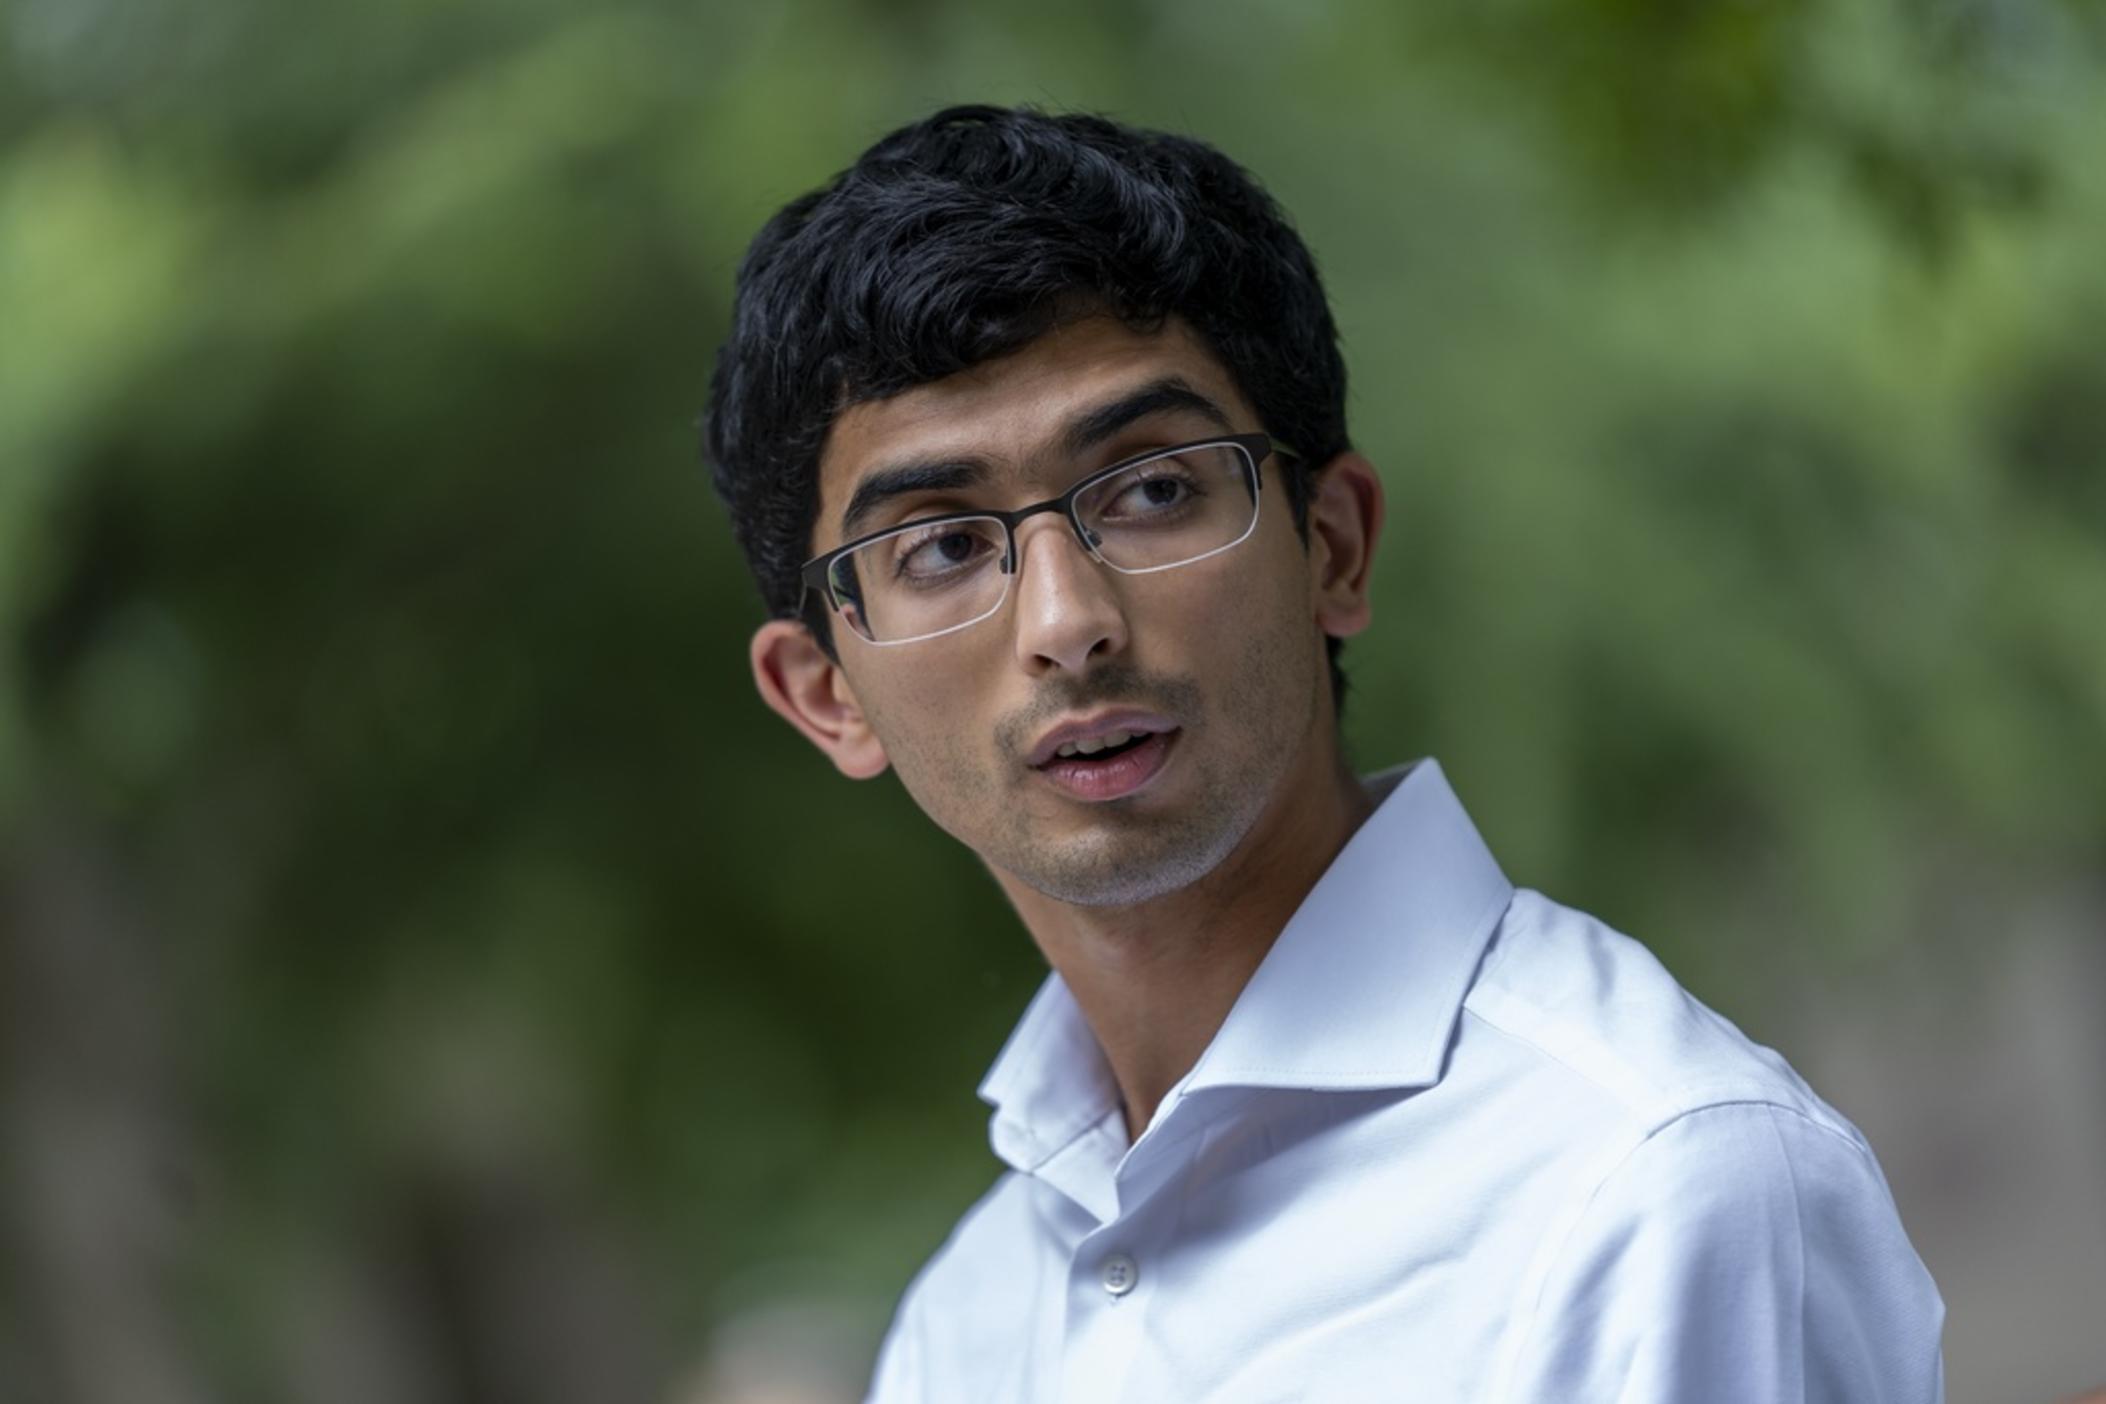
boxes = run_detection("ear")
[1305,451,1385,639]
[750,619,891,780]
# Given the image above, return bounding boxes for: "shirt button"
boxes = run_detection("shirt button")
[1099,1252,1138,1297]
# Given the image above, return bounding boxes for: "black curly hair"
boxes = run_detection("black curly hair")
[703,104,1353,705]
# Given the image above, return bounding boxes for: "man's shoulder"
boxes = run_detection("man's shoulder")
[1459,888,1861,1147]
[871,1167,1036,1348]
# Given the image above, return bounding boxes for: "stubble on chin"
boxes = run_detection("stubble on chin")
[991,767,1253,907]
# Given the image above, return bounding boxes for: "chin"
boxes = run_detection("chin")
[1002,808,1255,909]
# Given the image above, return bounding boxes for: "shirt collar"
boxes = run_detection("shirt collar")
[977,758,1515,1172]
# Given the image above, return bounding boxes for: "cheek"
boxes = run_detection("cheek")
[887,663,964,717]
[1176,527,1316,657]
[1214,534,1326,714]
[863,672,959,766]
[854,667,1002,818]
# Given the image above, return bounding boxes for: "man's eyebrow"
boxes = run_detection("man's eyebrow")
[1060,376,1235,459]
[839,458,991,541]
[834,377,1235,542]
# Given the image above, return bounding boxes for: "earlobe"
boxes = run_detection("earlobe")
[750,620,891,779]
[1307,452,1385,640]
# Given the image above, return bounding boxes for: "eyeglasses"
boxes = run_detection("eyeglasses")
[800,432,1297,646]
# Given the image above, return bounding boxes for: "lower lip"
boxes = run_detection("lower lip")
[1034,730,1178,802]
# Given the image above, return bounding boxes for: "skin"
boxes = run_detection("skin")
[752,312,1386,1141]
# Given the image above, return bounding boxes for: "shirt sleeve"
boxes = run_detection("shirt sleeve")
[1499,1101,1946,1404]
[862,1286,925,1404]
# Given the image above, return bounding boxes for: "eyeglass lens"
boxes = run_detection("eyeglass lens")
[827,442,1258,645]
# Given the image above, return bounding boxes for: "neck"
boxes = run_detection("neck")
[995,740,1374,1144]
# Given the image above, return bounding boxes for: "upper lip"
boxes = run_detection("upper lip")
[1026,710,1179,767]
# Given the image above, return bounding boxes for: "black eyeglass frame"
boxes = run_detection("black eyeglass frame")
[797,432,1301,645]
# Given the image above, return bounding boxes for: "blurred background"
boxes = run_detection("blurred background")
[3,0,2103,1399]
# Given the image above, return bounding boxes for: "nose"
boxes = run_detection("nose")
[1009,515,1129,676]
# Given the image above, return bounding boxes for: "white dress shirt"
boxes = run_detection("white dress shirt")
[865,759,1945,1402]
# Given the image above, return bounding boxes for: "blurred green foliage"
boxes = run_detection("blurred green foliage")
[3,0,2103,1394]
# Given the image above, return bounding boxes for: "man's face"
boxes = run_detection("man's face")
[800,314,1338,908]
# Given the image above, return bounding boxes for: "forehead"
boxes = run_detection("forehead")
[812,314,1253,545]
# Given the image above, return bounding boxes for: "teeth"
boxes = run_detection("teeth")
[1054,729,1140,760]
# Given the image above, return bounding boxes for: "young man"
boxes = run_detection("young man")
[705,105,1944,1402]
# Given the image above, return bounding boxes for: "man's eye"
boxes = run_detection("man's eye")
[1111,473,1196,516]
[897,527,996,580]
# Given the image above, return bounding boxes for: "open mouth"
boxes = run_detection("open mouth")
[1047,729,1153,763]
[1032,727,1180,801]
